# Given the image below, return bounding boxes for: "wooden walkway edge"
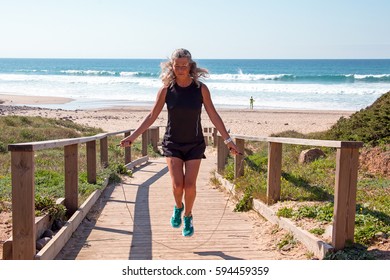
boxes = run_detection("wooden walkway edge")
[55,149,308,260]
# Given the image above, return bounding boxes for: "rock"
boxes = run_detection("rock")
[298,148,326,164]
[36,240,44,251]
[43,237,51,243]
[36,237,52,251]
[42,229,54,238]
[51,219,64,231]
[374,232,388,239]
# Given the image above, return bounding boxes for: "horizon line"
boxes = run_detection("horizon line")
[1,57,390,60]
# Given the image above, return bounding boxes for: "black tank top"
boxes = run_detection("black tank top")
[164,81,204,144]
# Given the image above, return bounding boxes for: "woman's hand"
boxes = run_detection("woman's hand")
[227,141,242,156]
[120,137,133,147]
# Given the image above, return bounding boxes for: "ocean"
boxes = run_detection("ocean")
[0,58,389,111]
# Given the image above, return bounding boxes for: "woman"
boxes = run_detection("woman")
[120,48,239,237]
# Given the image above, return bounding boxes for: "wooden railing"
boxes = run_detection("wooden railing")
[216,134,363,250]
[7,123,362,259]
[7,126,161,260]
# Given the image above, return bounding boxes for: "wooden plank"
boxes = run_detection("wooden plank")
[105,129,134,137]
[229,134,363,148]
[125,156,149,170]
[11,151,36,260]
[267,142,282,204]
[86,141,96,184]
[64,144,78,214]
[8,133,107,152]
[332,147,360,250]
[267,137,363,148]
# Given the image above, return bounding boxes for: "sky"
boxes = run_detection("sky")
[0,0,389,59]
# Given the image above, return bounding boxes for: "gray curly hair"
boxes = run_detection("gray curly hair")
[160,48,209,87]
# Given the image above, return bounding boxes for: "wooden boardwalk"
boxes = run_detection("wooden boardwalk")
[55,149,302,260]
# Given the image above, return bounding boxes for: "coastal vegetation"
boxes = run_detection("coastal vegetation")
[224,91,390,259]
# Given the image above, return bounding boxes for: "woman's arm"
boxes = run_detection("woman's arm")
[120,87,167,147]
[201,84,240,154]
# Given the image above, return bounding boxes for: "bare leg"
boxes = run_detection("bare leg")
[183,159,202,216]
[166,157,184,208]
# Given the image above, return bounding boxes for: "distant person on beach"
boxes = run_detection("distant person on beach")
[250,96,254,109]
[120,48,240,237]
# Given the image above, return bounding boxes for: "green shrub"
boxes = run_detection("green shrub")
[323,91,390,145]
[277,207,294,218]
[234,187,253,212]
[0,142,6,153]
[35,194,66,221]
[324,243,375,260]
[309,228,325,235]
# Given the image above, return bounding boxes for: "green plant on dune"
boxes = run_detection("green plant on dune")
[323,91,390,145]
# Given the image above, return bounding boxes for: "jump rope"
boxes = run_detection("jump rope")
[119,148,246,252]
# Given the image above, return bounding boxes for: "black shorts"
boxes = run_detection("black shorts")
[162,140,206,161]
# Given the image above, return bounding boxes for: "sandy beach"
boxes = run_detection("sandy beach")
[0,94,74,105]
[0,94,354,136]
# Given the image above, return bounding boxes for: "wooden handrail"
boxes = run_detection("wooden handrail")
[8,130,137,152]
[230,134,363,148]
[216,133,363,251]
[8,133,107,152]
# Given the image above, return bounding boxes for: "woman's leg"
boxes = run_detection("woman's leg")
[183,159,202,216]
[166,157,184,208]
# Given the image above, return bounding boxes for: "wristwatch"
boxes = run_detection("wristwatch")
[224,137,233,145]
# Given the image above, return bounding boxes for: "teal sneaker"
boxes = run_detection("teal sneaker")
[170,203,184,228]
[182,215,194,237]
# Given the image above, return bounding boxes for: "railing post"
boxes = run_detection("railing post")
[213,127,217,147]
[124,131,131,164]
[234,138,245,178]
[64,144,79,214]
[150,127,159,153]
[11,151,36,260]
[267,142,282,204]
[100,136,108,168]
[203,127,209,146]
[217,135,229,174]
[86,141,97,184]
[142,130,148,156]
[332,147,359,250]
